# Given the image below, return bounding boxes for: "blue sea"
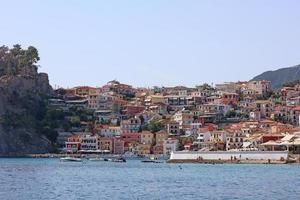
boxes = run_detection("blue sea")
[0,158,299,200]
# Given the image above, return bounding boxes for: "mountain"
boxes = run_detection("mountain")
[251,64,300,90]
[0,45,54,156]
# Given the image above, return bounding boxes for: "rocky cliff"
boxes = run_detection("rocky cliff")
[0,45,53,156]
[0,73,53,156]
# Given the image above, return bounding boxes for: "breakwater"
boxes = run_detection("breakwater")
[168,151,290,164]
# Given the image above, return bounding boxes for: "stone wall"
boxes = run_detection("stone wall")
[170,151,288,160]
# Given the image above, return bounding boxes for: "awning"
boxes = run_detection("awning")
[280,141,293,146]
[281,134,295,142]
[261,140,281,146]
[292,138,300,145]
[242,142,252,148]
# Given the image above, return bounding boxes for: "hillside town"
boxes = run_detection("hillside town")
[50,79,300,157]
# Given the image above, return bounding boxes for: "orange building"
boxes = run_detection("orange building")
[65,135,81,152]
[99,137,113,153]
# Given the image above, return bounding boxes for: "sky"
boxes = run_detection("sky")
[1,0,300,88]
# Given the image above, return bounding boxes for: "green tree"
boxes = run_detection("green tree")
[224,110,237,118]
[147,120,164,133]
[139,115,145,124]
[0,45,40,76]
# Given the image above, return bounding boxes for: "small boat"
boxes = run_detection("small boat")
[112,157,126,162]
[142,155,163,163]
[60,156,83,162]
[89,157,105,162]
[141,160,163,163]
[141,160,156,163]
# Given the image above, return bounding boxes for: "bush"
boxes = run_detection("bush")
[147,120,164,133]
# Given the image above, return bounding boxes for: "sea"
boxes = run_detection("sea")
[0,158,299,200]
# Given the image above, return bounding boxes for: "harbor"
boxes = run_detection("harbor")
[1,157,300,200]
[25,150,300,165]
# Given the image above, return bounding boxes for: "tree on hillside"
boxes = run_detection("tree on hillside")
[282,79,300,87]
[224,110,237,118]
[196,83,215,91]
[147,120,164,133]
[0,44,40,77]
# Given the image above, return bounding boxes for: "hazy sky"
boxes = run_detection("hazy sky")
[1,0,300,88]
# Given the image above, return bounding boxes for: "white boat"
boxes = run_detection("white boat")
[112,157,126,162]
[60,156,83,162]
[88,157,105,162]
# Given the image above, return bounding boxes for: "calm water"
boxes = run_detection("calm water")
[0,158,299,200]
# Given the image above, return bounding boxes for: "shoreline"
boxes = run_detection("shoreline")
[1,153,300,165]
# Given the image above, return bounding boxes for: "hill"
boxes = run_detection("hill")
[251,64,300,89]
[0,45,54,156]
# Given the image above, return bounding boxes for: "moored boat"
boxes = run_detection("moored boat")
[60,156,83,162]
[88,157,105,161]
[141,160,162,163]
[112,157,126,162]
[142,155,164,163]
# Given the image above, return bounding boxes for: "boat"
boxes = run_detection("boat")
[141,159,163,163]
[60,156,83,162]
[88,157,105,162]
[141,155,163,163]
[142,160,155,163]
[112,157,126,162]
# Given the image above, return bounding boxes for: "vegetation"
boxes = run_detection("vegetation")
[196,83,214,91]
[138,115,145,124]
[224,110,237,118]
[0,45,60,147]
[99,118,111,125]
[0,44,40,77]
[282,79,300,87]
[238,93,244,101]
[178,137,193,150]
[255,91,274,100]
[147,120,164,133]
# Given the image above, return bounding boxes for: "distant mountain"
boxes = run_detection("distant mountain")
[251,64,300,89]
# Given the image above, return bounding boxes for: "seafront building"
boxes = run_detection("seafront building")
[53,80,300,156]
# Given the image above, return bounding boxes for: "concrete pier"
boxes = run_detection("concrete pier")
[168,151,289,164]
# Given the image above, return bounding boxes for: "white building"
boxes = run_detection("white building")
[185,122,202,135]
[80,134,99,150]
[178,90,188,97]
[196,131,211,143]
[211,131,227,143]
[197,103,231,115]
[249,111,261,121]
[226,130,246,150]
[247,80,271,96]
[100,126,121,138]
[173,110,194,129]
[163,138,179,156]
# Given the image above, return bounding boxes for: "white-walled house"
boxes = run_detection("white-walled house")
[80,134,99,150]
[226,130,246,150]
[163,138,179,156]
[100,126,121,138]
